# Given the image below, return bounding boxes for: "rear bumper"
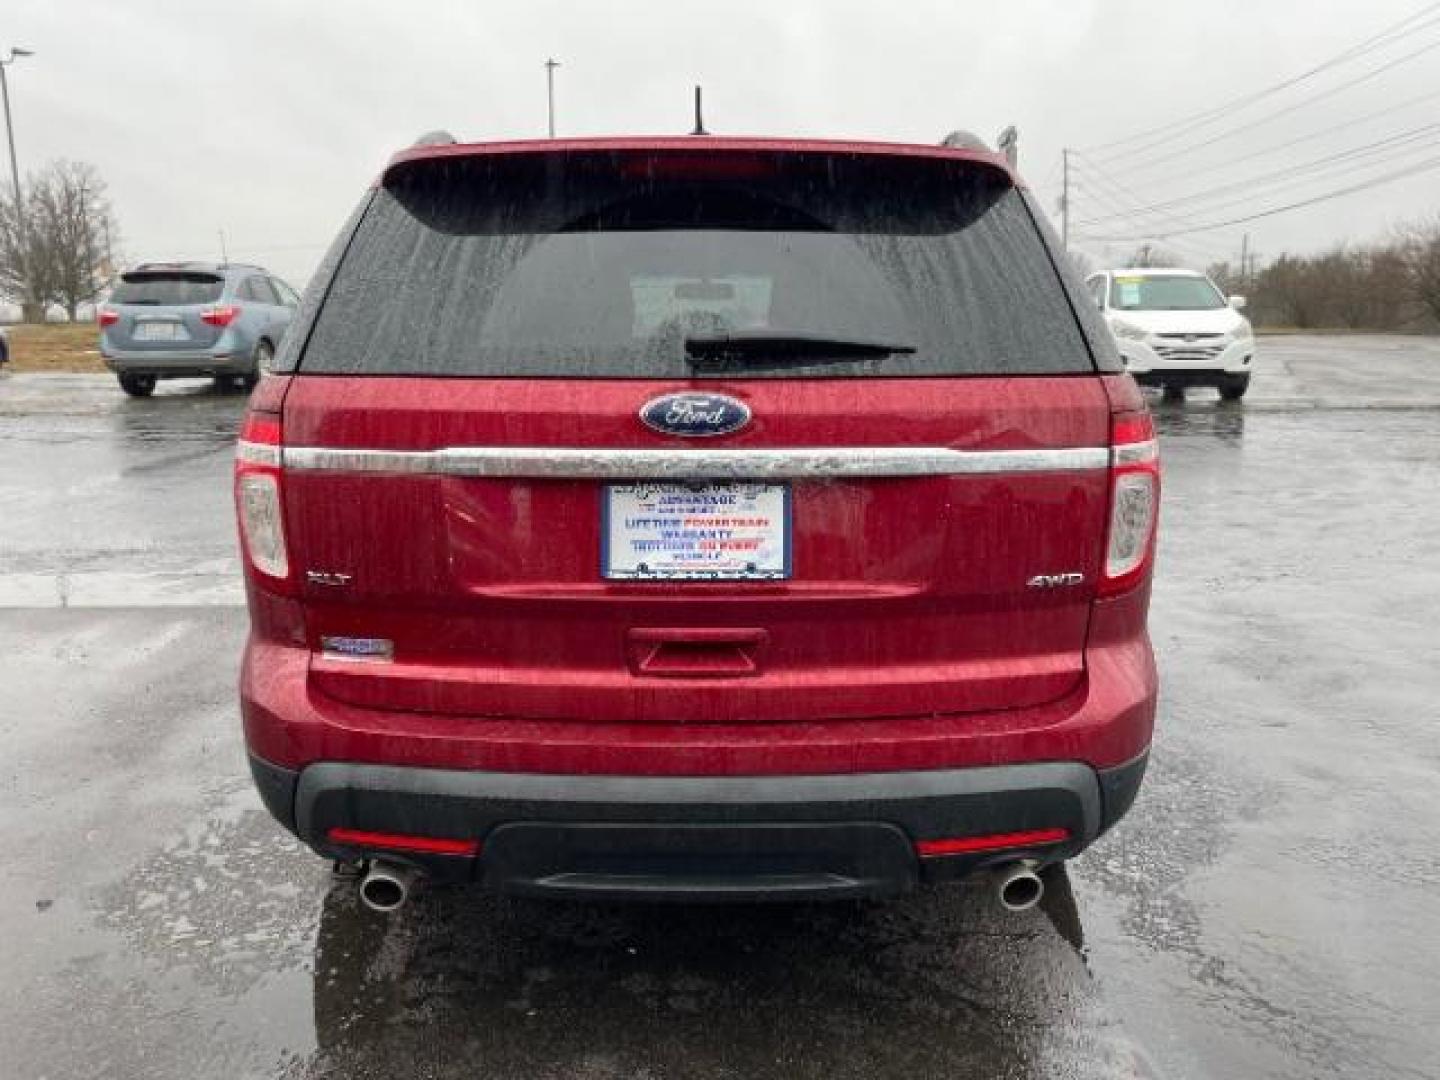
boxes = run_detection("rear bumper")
[249,751,1148,900]
[101,347,248,377]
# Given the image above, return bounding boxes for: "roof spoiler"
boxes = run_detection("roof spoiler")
[382,137,1019,188]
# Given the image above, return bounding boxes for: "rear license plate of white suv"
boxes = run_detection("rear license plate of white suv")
[603,482,791,581]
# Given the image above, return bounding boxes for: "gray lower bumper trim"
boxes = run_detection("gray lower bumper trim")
[293,759,1103,846]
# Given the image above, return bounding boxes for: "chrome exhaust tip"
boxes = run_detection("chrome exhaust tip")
[358,860,417,914]
[995,861,1045,913]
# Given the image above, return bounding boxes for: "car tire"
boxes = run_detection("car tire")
[245,341,273,389]
[1219,374,1250,401]
[118,373,157,397]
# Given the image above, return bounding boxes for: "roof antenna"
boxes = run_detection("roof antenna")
[690,85,709,136]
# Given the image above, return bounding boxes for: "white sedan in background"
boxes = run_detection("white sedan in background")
[1087,268,1255,400]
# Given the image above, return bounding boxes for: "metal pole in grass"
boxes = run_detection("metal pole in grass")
[1,47,35,321]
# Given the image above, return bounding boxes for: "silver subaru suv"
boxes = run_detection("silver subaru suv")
[98,262,299,396]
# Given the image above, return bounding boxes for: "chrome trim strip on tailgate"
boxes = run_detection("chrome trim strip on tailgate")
[280,445,1111,479]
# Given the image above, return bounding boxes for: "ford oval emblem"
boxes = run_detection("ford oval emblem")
[639,392,751,437]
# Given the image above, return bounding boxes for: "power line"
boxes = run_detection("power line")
[1081,0,1440,156]
[1077,152,1440,239]
[1157,136,1440,221]
[1073,122,1440,226]
[1088,231,1231,266]
[1071,155,1236,242]
[1067,210,1234,263]
[1034,153,1063,199]
[1070,187,1234,260]
[1116,85,1440,194]
[1066,168,1239,263]
[1102,32,1440,176]
[1114,132,1440,221]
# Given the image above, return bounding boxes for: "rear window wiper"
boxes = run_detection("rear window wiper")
[684,330,917,362]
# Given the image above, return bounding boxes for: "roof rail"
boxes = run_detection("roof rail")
[939,130,991,151]
[413,130,457,148]
[995,125,1019,167]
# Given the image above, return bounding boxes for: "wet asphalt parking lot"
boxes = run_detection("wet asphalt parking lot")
[2,334,1438,1080]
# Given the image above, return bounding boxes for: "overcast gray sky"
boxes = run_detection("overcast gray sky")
[6,0,1439,284]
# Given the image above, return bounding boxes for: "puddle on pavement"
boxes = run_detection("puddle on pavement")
[95,794,324,997]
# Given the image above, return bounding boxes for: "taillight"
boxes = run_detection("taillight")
[98,309,119,327]
[235,412,292,588]
[1100,411,1160,596]
[202,304,241,327]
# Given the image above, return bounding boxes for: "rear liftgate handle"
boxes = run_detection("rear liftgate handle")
[626,628,769,678]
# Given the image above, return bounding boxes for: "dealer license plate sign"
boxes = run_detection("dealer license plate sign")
[603,483,791,581]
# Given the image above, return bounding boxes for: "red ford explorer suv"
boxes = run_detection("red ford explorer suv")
[236,133,1159,913]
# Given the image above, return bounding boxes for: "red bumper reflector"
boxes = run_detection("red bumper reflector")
[915,828,1070,858]
[327,827,480,857]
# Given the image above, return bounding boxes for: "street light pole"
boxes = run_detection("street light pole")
[1,47,35,318]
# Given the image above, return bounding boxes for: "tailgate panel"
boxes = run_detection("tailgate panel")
[284,376,1109,723]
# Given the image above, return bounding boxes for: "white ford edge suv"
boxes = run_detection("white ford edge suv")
[1086,267,1254,400]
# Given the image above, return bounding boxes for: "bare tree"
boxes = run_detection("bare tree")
[1124,242,1184,268]
[1400,216,1440,325]
[1179,216,1440,331]
[30,161,120,320]
[1206,260,1238,293]
[0,180,36,317]
[1258,255,1322,328]
[0,160,120,321]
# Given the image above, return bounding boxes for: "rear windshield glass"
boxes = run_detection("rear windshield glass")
[1111,274,1226,311]
[112,272,224,306]
[300,152,1093,378]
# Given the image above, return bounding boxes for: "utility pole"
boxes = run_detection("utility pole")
[1,47,36,319]
[544,58,560,138]
[1060,148,1071,250]
[1239,232,1249,289]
